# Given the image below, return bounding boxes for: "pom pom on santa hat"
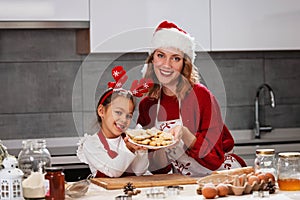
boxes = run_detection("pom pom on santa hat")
[150,21,196,63]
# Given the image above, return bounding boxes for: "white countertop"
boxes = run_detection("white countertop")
[231,128,300,144]
[230,128,300,166]
[65,183,300,200]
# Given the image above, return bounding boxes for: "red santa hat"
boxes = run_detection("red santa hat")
[150,21,196,63]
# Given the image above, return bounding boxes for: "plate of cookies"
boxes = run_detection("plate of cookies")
[126,128,176,149]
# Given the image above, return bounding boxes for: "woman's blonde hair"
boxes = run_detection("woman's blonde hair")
[143,51,199,100]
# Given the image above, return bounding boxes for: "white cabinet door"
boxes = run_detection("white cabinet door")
[90,0,210,53]
[0,0,89,21]
[211,0,300,51]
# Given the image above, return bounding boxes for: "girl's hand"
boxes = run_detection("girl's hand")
[124,136,147,153]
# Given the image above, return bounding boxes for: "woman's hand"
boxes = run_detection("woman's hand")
[169,125,196,149]
[169,125,183,142]
[124,136,147,153]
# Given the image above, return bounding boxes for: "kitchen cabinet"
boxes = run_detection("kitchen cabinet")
[90,0,210,53]
[0,0,89,21]
[211,0,300,51]
[90,0,300,53]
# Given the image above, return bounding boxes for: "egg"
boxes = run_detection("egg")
[265,172,276,183]
[257,173,268,183]
[248,175,259,185]
[202,184,218,199]
[255,171,262,176]
[216,183,229,197]
[246,172,254,179]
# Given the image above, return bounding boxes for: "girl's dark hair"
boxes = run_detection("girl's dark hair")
[96,88,136,124]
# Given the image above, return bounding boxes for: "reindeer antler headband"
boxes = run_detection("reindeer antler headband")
[100,66,153,105]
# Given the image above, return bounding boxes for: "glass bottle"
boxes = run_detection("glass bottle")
[18,139,51,178]
[254,149,276,176]
[45,167,65,200]
[277,152,300,191]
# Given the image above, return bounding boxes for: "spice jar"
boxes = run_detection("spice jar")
[45,167,65,200]
[18,139,51,178]
[254,149,276,176]
[277,152,300,191]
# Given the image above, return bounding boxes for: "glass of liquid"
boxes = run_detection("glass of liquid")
[277,152,300,191]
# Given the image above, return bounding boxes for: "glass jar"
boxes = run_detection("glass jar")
[254,149,276,176]
[18,139,51,178]
[45,167,65,200]
[277,152,300,191]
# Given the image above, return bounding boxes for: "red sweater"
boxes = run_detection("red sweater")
[137,83,235,171]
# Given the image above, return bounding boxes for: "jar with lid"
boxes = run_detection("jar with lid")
[45,167,65,200]
[277,152,300,191]
[18,139,51,178]
[254,149,276,176]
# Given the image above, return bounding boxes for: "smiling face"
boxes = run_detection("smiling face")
[152,48,184,89]
[97,95,134,138]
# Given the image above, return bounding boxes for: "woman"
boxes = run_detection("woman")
[137,21,246,177]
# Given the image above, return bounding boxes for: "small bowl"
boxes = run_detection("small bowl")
[66,179,90,198]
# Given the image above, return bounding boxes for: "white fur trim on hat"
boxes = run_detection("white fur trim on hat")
[151,27,196,63]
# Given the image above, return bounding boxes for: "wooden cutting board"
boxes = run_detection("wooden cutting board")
[91,174,198,190]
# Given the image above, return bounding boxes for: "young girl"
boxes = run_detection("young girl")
[77,66,150,178]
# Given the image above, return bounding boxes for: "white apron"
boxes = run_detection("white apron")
[155,97,241,177]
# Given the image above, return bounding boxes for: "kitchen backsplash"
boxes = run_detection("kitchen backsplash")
[0,29,299,140]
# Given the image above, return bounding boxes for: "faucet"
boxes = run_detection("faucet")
[254,83,276,139]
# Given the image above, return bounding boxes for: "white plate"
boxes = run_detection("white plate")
[128,138,177,150]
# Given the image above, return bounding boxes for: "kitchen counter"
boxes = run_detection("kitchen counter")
[231,128,300,145]
[230,128,300,166]
[66,183,300,200]
[2,128,300,181]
